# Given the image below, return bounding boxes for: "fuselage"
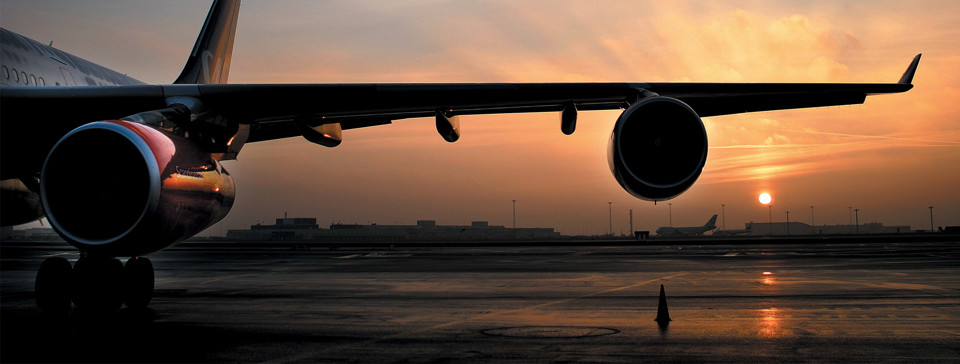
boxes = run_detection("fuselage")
[1,27,147,225]
[655,225,715,236]
[656,215,718,236]
[0,28,143,87]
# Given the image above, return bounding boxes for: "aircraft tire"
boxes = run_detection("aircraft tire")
[122,257,154,309]
[35,257,73,316]
[71,256,124,313]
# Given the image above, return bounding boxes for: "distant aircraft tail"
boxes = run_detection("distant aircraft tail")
[705,214,718,228]
[174,0,241,84]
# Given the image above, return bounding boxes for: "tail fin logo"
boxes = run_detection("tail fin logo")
[200,50,223,84]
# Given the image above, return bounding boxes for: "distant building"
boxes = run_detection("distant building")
[226,217,561,241]
[741,222,911,236]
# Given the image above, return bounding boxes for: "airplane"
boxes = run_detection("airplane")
[656,214,718,237]
[0,0,920,314]
[713,222,754,236]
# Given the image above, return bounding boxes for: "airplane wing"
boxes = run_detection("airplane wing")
[204,79,915,142]
[1,53,918,156]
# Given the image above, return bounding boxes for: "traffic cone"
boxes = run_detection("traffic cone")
[655,284,671,325]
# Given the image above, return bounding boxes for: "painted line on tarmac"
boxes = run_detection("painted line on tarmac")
[199,274,253,285]
[274,272,685,363]
[41,252,73,258]
[403,272,687,333]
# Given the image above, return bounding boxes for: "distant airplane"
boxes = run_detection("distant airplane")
[713,222,754,236]
[0,0,920,312]
[656,215,718,237]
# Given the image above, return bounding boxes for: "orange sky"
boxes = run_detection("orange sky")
[3,0,959,234]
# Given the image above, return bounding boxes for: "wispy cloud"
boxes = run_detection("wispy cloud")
[703,129,960,184]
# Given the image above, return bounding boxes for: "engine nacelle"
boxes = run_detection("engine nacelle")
[40,120,235,256]
[608,96,708,201]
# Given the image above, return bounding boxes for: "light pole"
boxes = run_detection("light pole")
[785,211,790,234]
[629,209,634,236]
[810,206,815,227]
[608,202,613,236]
[768,205,773,234]
[929,206,935,232]
[721,204,726,230]
[512,200,517,238]
[668,203,673,227]
[854,208,860,234]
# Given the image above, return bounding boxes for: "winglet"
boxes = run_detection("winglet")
[898,54,922,85]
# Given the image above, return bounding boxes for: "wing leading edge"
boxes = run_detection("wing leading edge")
[0,54,919,150]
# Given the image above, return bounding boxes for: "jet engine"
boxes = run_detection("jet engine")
[40,120,235,256]
[608,96,708,201]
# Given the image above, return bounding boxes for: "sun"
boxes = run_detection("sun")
[759,192,772,205]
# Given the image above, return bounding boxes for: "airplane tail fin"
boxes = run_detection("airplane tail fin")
[174,0,242,85]
[705,214,718,227]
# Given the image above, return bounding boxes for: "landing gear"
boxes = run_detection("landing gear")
[122,257,154,309]
[34,255,155,314]
[72,256,124,313]
[35,257,73,316]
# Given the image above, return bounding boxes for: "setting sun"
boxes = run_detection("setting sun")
[759,193,772,205]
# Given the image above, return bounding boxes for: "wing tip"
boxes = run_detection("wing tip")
[898,53,922,85]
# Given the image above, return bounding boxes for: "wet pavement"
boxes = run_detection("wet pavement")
[2,240,959,362]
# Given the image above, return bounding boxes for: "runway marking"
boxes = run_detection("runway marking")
[199,274,253,285]
[275,273,685,363]
[335,254,362,259]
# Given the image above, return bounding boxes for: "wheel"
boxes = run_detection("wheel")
[71,256,124,313]
[35,257,73,316]
[122,257,154,309]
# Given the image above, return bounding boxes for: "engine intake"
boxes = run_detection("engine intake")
[608,96,708,201]
[41,120,235,256]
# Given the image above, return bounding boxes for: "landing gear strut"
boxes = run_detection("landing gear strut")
[35,255,155,314]
[122,257,154,309]
[35,257,73,316]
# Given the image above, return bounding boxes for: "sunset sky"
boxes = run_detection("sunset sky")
[3,0,959,235]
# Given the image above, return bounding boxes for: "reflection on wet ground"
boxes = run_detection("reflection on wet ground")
[2,241,958,362]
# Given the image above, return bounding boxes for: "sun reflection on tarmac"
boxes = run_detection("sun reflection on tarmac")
[757,271,787,338]
[762,271,776,285]
[758,308,783,338]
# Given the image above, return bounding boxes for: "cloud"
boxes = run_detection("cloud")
[649,8,858,82]
[703,129,960,184]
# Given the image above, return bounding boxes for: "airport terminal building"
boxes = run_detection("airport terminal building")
[226,217,561,241]
[740,222,912,236]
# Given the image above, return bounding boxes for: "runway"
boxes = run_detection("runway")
[2,240,959,362]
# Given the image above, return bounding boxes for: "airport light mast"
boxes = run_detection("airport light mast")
[854,208,860,234]
[929,206,935,232]
[810,206,815,227]
[512,200,517,238]
[721,204,726,230]
[668,203,673,227]
[608,202,613,236]
[785,211,790,234]
[769,205,773,234]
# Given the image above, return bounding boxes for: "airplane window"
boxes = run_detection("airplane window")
[11,68,18,82]
[39,77,45,86]
[21,72,27,85]
[1,66,8,79]
[31,74,38,86]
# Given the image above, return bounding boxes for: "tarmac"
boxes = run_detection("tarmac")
[2,239,958,362]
